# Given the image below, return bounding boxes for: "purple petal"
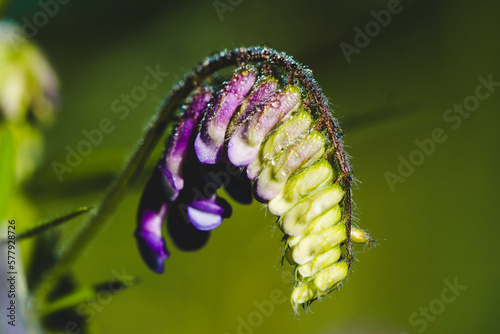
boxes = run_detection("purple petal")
[187,196,232,231]
[158,168,182,201]
[226,78,278,137]
[135,169,170,273]
[187,206,222,231]
[195,69,257,164]
[160,88,212,199]
[227,86,301,167]
[167,205,211,251]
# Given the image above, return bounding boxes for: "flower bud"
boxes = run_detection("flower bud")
[351,227,373,245]
[246,109,313,181]
[313,261,348,292]
[253,131,326,201]
[227,85,301,167]
[226,77,278,137]
[0,21,59,182]
[292,223,346,265]
[268,159,335,216]
[160,88,212,200]
[195,68,257,164]
[291,283,316,310]
[281,184,344,237]
[167,205,211,251]
[287,205,342,248]
[0,21,58,124]
[297,246,342,278]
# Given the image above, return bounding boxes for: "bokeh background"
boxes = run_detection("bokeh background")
[2,0,500,333]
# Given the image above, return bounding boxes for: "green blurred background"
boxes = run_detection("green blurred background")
[3,0,500,333]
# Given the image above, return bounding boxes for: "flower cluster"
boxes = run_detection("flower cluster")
[135,47,374,311]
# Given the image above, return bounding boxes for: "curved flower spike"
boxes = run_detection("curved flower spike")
[135,46,375,313]
[134,169,170,274]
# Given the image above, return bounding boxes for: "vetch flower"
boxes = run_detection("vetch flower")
[135,46,375,312]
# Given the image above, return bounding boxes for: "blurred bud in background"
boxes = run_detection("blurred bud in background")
[0,19,59,183]
[0,19,59,220]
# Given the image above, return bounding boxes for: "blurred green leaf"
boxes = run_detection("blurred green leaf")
[13,205,92,242]
[0,124,16,220]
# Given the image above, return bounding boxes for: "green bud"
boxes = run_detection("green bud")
[268,159,335,216]
[288,205,342,247]
[297,246,342,278]
[292,223,346,265]
[247,109,313,180]
[313,260,348,292]
[255,130,326,201]
[280,184,344,237]
[351,227,373,245]
[291,282,316,309]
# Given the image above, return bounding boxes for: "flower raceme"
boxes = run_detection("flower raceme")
[135,47,374,311]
